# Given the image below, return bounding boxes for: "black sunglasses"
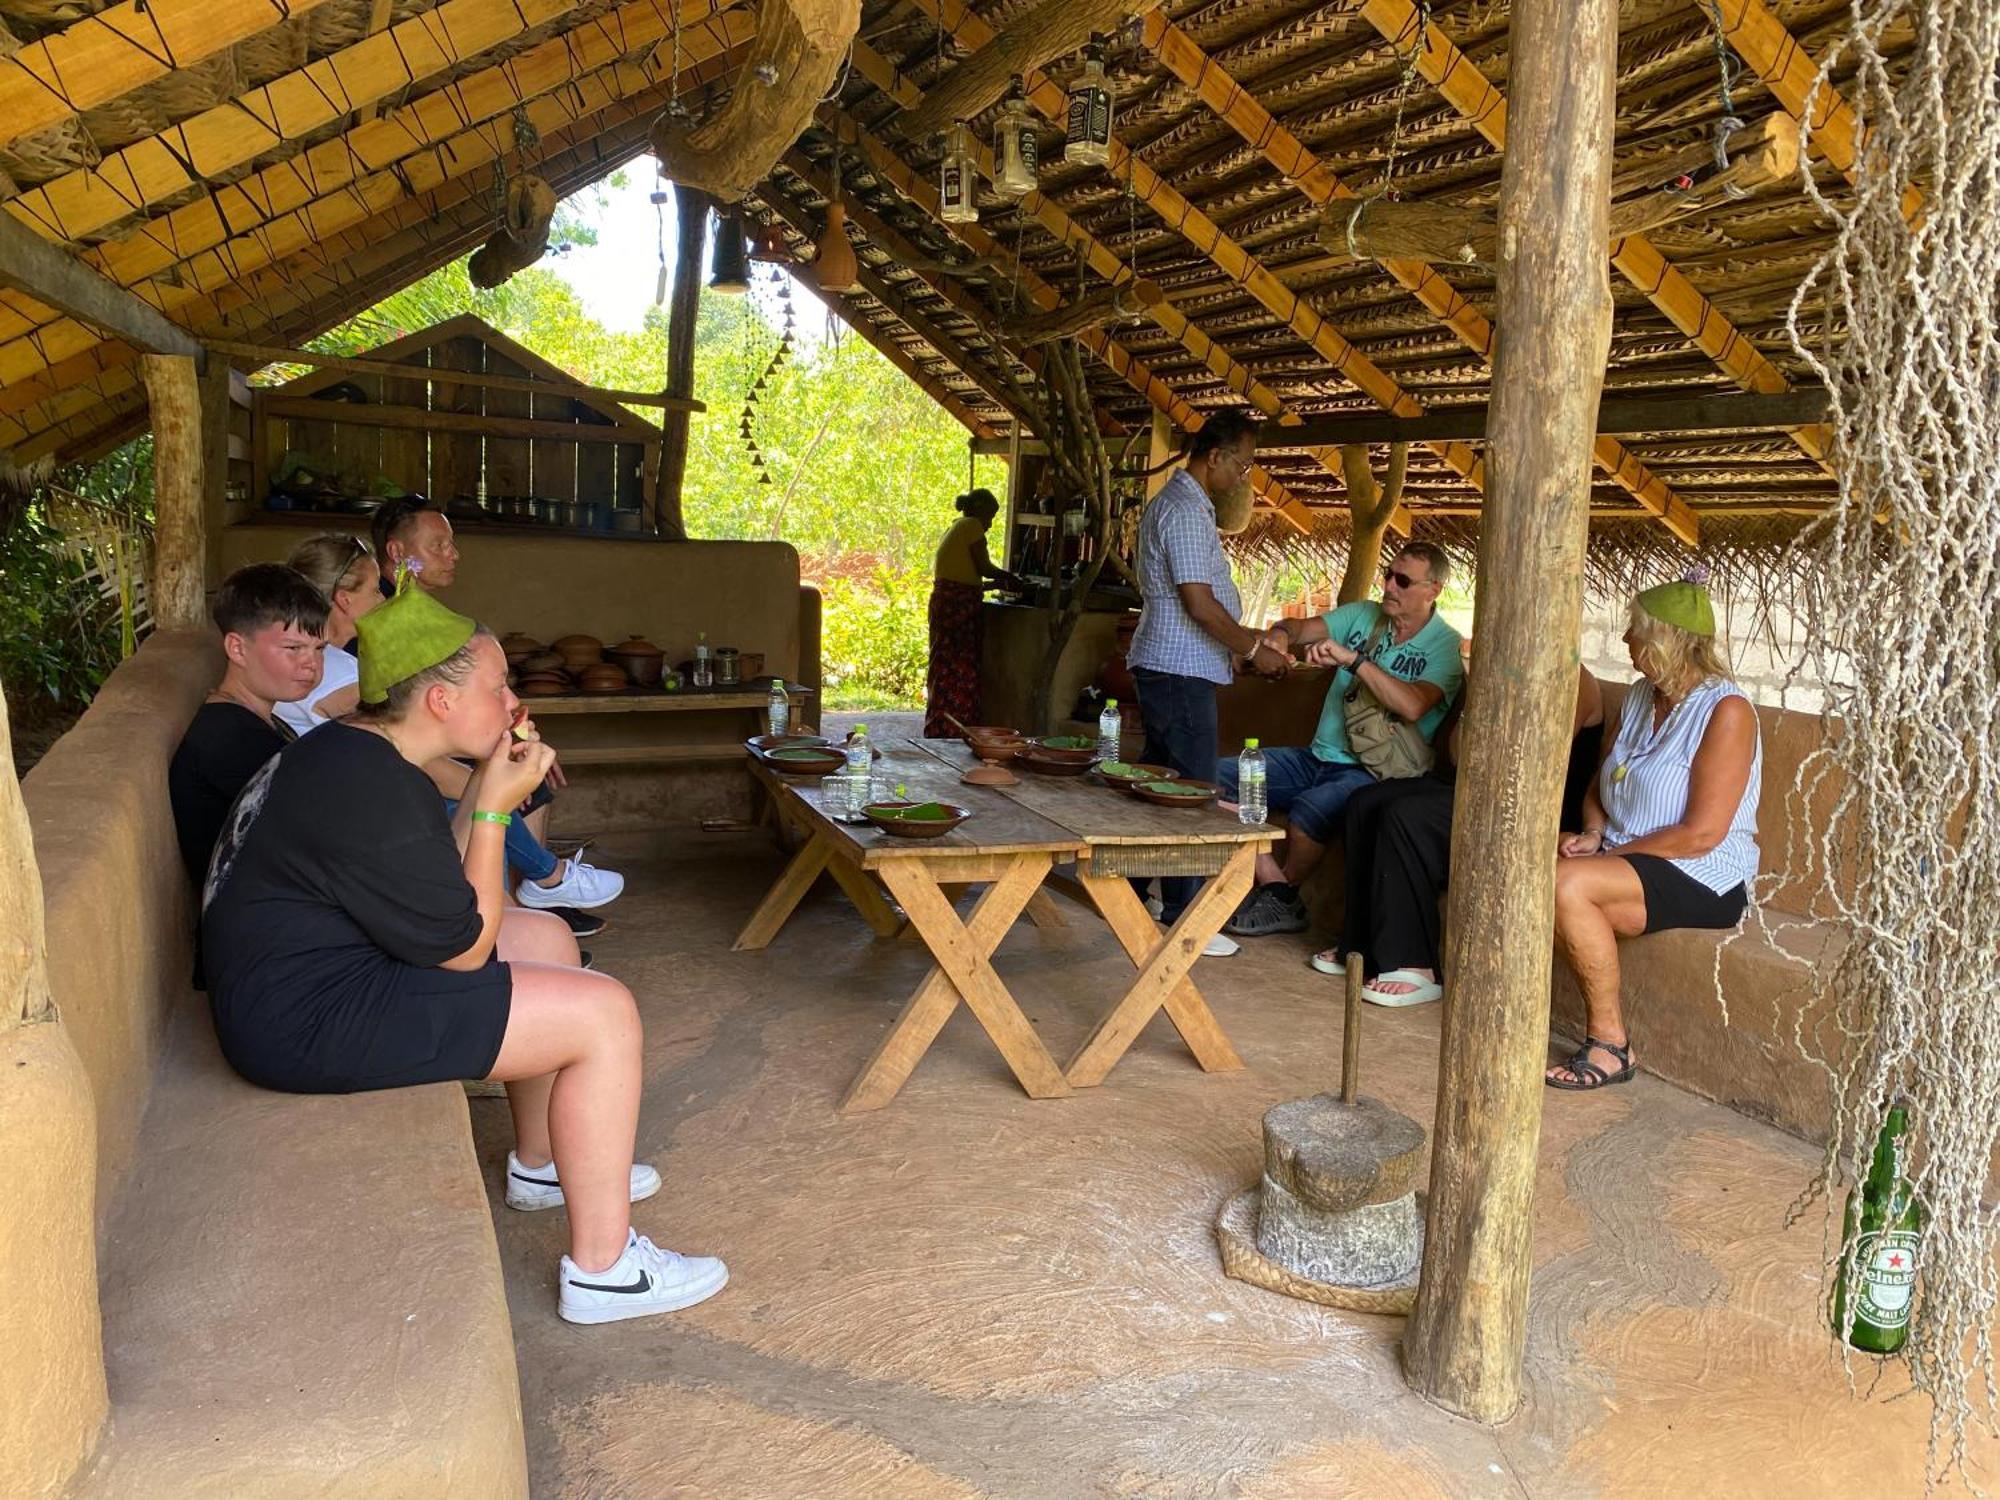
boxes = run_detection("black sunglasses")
[1382,566,1430,590]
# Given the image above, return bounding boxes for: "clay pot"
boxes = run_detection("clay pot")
[579,665,631,693]
[605,634,665,687]
[551,633,604,672]
[517,674,570,695]
[521,650,566,676]
[499,631,542,655]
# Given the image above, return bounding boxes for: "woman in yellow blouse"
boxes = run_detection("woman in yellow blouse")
[925,488,1015,736]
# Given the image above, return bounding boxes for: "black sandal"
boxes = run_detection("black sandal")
[1545,1036,1635,1091]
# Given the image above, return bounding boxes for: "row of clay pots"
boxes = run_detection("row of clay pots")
[500,631,667,688]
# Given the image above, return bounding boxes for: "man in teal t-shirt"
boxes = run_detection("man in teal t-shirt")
[1218,542,1465,936]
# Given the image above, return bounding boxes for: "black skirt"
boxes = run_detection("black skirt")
[1625,853,1748,934]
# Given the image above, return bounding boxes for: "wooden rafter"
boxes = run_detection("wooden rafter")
[0,0,335,153]
[1140,12,1698,545]
[0,207,203,362]
[0,0,749,373]
[817,104,1321,535]
[0,13,754,396]
[1712,0,1924,224]
[904,0,1482,526]
[1351,0,1836,474]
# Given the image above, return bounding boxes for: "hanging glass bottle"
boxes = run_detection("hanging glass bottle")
[994,84,1039,199]
[1064,37,1113,168]
[940,122,980,224]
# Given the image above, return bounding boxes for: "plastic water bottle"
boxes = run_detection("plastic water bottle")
[845,721,871,775]
[693,632,713,688]
[766,680,790,737]
[1097,698,1121,762]
[1238,738,1267,826]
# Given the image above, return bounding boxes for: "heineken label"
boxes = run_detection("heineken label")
[1856,1229,1920,1328]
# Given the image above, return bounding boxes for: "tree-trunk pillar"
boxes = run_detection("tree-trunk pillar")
[1145,409,1175,499]
[198,356,232,592]
[0,690,110,1496]
[141,353,207,630]
[655,183,712,540]
[1402,0,1614,1423]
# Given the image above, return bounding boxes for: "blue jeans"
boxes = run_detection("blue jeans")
[1131,668,1219,922]
[1219,746,1374,847]
[442,796,559,881]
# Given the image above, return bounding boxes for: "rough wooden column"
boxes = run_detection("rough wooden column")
[0,689,110,1496]
[141,353,207,629]
[1145,410,1175,500]
[654,182,712,540]
[197,356,232,592]
[1336,442,1408,604]
[1402,0,1613,1422]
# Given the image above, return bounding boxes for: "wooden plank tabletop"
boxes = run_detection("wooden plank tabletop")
[522,684,813,715]
[751,745,1085,867]
[913,739,1270,847]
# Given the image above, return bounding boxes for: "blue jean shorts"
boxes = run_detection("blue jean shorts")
[1219,746,1375,845]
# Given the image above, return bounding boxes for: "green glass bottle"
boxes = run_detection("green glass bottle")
[1833,1102,1925,1354]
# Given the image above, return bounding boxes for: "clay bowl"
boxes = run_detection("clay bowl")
[521,650,566,676]
[761,745,848,777]
[516,674,571,696]
[1029,736,1096,767]
[863,800,972,839]
[970,737,1027,764]
[961,765,1018,788]
[961,724,1021,744]
[605,634,665,687]
[578,667,632,694]
[1097,761,1181,790]
[1131,778,1220,808]
[1016,747,1095,778]
[747,733,829,753]
[552,633,604,672]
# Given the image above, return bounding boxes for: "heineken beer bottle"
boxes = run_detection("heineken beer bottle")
[1833,1102,1924,1354]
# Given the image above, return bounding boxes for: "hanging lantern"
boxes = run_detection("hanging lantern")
[940,122,980,224]
[708,208,751,294]
[749,220,791,262]
[994,84,1039,199]
[814,199,860,293]
[1064,36,1113,168]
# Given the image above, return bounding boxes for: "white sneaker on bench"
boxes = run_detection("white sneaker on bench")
[559,1228,729,1325]
[505,1150,661,1212]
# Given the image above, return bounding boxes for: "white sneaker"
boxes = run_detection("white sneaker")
[516,857,625,911]
[558,1228,729,1325]
[505,1150,661,1212]
[1203,933,1241,958]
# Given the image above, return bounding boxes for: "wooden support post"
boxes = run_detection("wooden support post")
[1401,0,1612,1423]
[1145,410,1175,500]
[655,183,710,540]
[141,354,208,632]
[198,356,231,593]
[1336,443,1408,605]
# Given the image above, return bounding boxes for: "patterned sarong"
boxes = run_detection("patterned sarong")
[924,578,985,737]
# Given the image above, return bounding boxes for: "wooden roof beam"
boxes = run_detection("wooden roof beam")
[1351,0,1836,478]
[0,16,753,390]
[903,0,1468,525]
[818,102,1320,535]
[1712,0,1923,223]
[0,205,203,365]
[0,0,336,153]
[1140,12,1698,545]
[1271,389,1830,447]
[0,0,748,354]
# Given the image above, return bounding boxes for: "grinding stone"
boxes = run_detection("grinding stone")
[1254,1173,1423,1288]
[1262,1092,1426,1213]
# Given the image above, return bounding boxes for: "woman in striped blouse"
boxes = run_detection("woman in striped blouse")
[1547,573,1761,1091]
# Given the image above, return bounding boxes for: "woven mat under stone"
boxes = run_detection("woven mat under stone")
[1214,1187,1421,1315]
[1089,841,1234,880]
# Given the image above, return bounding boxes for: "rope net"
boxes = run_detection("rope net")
[1774,0,2000,1479]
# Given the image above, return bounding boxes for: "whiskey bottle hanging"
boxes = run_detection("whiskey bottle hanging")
[940,122,980,224]
[1064,38,1113,168]
[994,85,1039,199]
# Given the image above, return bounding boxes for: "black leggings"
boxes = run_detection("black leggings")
[1340,777,1456,976]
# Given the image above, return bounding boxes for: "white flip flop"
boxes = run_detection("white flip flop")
[1360,969,1443,1008]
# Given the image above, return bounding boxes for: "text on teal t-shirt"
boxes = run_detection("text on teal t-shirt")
[1309,601,1466,764]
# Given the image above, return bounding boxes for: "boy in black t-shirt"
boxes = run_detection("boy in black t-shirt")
[168,563,330,898]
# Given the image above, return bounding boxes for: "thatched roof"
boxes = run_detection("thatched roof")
[0,0,1897,559]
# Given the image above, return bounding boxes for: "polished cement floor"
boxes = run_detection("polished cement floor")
[470,829,1990,1499]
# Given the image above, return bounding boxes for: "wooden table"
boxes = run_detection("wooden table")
[914,739,1273,1089]
[735,744,1088,1111]
[519,683,814,767]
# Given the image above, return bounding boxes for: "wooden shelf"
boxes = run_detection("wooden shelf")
[551,744,753,767]
[523,686,812,715]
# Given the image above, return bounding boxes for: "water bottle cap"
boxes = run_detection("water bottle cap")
[1104,698,1117,709]
[853,722,867,731]
[1245,738,1260,750]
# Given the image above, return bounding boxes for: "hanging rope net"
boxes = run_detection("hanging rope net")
[1773,0,2000,1478]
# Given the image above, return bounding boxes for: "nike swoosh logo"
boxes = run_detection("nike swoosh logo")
[510,1169,559,1187]
[569,1270,652,1295]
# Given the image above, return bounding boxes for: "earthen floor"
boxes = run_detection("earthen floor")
[471,830,1987,1498]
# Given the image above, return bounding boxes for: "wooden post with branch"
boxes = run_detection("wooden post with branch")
[1337,442,1409,604]
[1024,342,1118,733]
[654,183,711,540]
[141,353,208,631]
[1402,0,1612,1422]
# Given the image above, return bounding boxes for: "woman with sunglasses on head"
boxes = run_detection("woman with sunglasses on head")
[278,533,382,735]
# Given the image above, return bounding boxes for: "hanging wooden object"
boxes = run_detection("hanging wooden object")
[649,0,861,203]
[468,175,557,289]
[1007,278,1164,345]
[814,199,860,293]
[901,0,1162,141]
[1317,113,1799,268]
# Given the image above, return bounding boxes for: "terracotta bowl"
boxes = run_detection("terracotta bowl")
[1096,761,1181,790]
[578,668,631,694]
[863,800,972,839]
[1015,747,1094,777]
[961,724,1021,743]
[1028,737,1095,766]
[747,733,829,753]
[760,745,847,776]
[971,738,1026,764]
[1131,778,1220,808]
[521,650,566,676]
[516,674,571,696]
